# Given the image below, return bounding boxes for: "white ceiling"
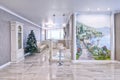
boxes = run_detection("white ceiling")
[0,0,120,27]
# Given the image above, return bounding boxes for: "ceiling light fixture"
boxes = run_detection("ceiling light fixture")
[87,8,90,11]
[45,14,55,28]
[62,13,66,27]
[97,8,100,11]
[107,8,110,11]
[45,20,55,27]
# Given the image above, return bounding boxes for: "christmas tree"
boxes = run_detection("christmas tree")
[25,30,38,55]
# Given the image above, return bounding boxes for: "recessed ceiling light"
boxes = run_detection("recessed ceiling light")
[97,8,100,11]
[87,8,90,11]
[107,8,111,11]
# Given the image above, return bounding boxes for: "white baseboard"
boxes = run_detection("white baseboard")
[0,62,11,69]
[72,60,118,64]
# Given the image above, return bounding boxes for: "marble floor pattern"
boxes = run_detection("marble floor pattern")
[0,49,120,80]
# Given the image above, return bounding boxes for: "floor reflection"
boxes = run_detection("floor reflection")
[0,49,120,80]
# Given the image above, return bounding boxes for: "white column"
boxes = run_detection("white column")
[73,13,77,60]
[110,13,115,60]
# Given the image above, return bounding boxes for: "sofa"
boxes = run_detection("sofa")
[37,41,48,53]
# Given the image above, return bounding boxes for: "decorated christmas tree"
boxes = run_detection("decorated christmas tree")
[25,30,38,55]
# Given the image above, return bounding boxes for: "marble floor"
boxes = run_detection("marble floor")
[0,49,120,80]
[52,49,71,61]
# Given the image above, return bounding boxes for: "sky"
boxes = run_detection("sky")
[76,14,111,28]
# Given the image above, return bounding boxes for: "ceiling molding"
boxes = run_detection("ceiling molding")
[0,5,42,28]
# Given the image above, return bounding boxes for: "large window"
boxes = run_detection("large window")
[46,29,64,40]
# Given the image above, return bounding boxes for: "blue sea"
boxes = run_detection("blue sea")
[90,35,110,50]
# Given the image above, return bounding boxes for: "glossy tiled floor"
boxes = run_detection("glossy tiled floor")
[0,49,120,80]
